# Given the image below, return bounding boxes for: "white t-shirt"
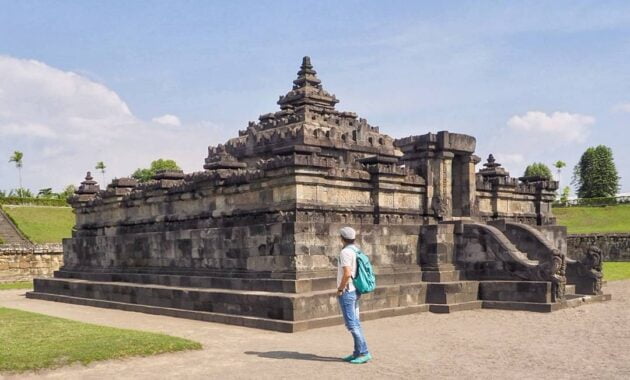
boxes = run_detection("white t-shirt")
[337,245,357,292]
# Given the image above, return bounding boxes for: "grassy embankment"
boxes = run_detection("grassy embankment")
[602,262,630,281]
[555,204,630,280]
[1,205,74,243]
[0,307,201,373]
[554,204,630,235]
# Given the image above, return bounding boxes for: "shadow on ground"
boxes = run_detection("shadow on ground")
[245,351,341,362]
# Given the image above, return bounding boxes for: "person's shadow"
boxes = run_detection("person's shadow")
[245,351,341,362]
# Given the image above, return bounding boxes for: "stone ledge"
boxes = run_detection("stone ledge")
[26,292,431,333]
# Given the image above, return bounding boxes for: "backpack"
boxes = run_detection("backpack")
[349,246,376,294]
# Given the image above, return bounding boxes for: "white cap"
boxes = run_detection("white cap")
[339,227,356,240]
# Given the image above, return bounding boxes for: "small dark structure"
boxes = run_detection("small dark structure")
[28,57,610,332]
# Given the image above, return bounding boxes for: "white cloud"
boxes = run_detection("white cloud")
[0,122,56,138]
[507,111,594,143]
[0,55,227,191]
[152,114,182,127]
[612,102,630,113]
[494,153,524,165]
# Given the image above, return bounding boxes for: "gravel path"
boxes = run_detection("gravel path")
[1,281,629,380]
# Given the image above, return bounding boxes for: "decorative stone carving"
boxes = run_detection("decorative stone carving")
[548,248,567,302]
[581,246,604,293]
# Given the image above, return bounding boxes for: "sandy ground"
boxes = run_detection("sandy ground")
[1,281,629,380]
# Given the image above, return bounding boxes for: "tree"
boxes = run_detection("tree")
[132,159,181,182]
[59,185,76,200]
[95,161,107,184]
[38,188,54,198]
[523,162,552,180]
[9,151,24,194]
[560,186,570,205]
[554,160,566,180]
[573,145,620,198]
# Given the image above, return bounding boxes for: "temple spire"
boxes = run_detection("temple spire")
[292,56,321,89]
[277,56,339,111]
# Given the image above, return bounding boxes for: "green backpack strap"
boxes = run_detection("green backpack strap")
[348,245,360,278]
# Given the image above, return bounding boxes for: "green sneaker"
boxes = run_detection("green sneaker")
[342,354,356,362]
[349,353,372,364]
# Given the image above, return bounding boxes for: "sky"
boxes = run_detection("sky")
[1,1,629,194]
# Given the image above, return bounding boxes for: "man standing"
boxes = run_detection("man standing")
[337,227,371,364]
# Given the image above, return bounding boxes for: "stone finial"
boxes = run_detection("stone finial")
[302,56,312,69]
[70,171,101,204]
[76,171,100,195]
[277,56,339,110]
[479,154,509,178]
[484,154,500,169]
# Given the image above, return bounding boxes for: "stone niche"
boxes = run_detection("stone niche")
[29,57,609,332]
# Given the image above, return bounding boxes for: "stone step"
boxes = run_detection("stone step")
[482,292,612,313]
[0,207,30,245]
[422,270,461,282]
[565,284,576,295]
[426,281,479,304]
[479,281,551,303]
[564,293,612,308]
[33,277,430,323]
[482,300,560,312]
[54,268,423,294]
[25,292,430,333]
[428,300,483,313]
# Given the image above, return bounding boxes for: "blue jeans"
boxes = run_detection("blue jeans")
[338,290,369,357]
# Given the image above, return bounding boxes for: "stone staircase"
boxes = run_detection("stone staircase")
[0,207,31,245]
[419,221,611,314]
[28,267,430,332]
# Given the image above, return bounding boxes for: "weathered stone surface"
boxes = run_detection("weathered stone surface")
[0,244,63,283]
[568,233,630,261]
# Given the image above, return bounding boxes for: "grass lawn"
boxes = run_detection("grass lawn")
[554,204,630,234]
[603,262,630,281]
[0,307,202,373]
[1,205,74,244]
[0,281,33,290]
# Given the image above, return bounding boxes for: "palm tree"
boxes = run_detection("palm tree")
[554,160,566,182]
[95,161,106,184]
[9,151,24,195]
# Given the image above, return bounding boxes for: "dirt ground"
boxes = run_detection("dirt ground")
[1,281,629,380]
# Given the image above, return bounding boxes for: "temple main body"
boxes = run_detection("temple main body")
[29,57,609,332]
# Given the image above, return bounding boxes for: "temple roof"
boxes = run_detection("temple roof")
[277,56,339,111]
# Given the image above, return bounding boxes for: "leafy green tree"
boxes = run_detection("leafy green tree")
[573,145,620,198]
[9,151,24,193]
[132,159,181,182]
[38,188,54,198]
[59,185,76,200]
[0,190,6,198]
[95,161,107,184]
[560,186,570,204]
[523,162,553,180]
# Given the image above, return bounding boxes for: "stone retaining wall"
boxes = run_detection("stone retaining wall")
[0,244,63,283]
[567,234,630,261]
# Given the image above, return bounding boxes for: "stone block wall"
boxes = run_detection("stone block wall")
[567,234,630,261]
[0,244,63,283]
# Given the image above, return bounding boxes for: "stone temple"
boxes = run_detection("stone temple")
[29,57,610,332]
